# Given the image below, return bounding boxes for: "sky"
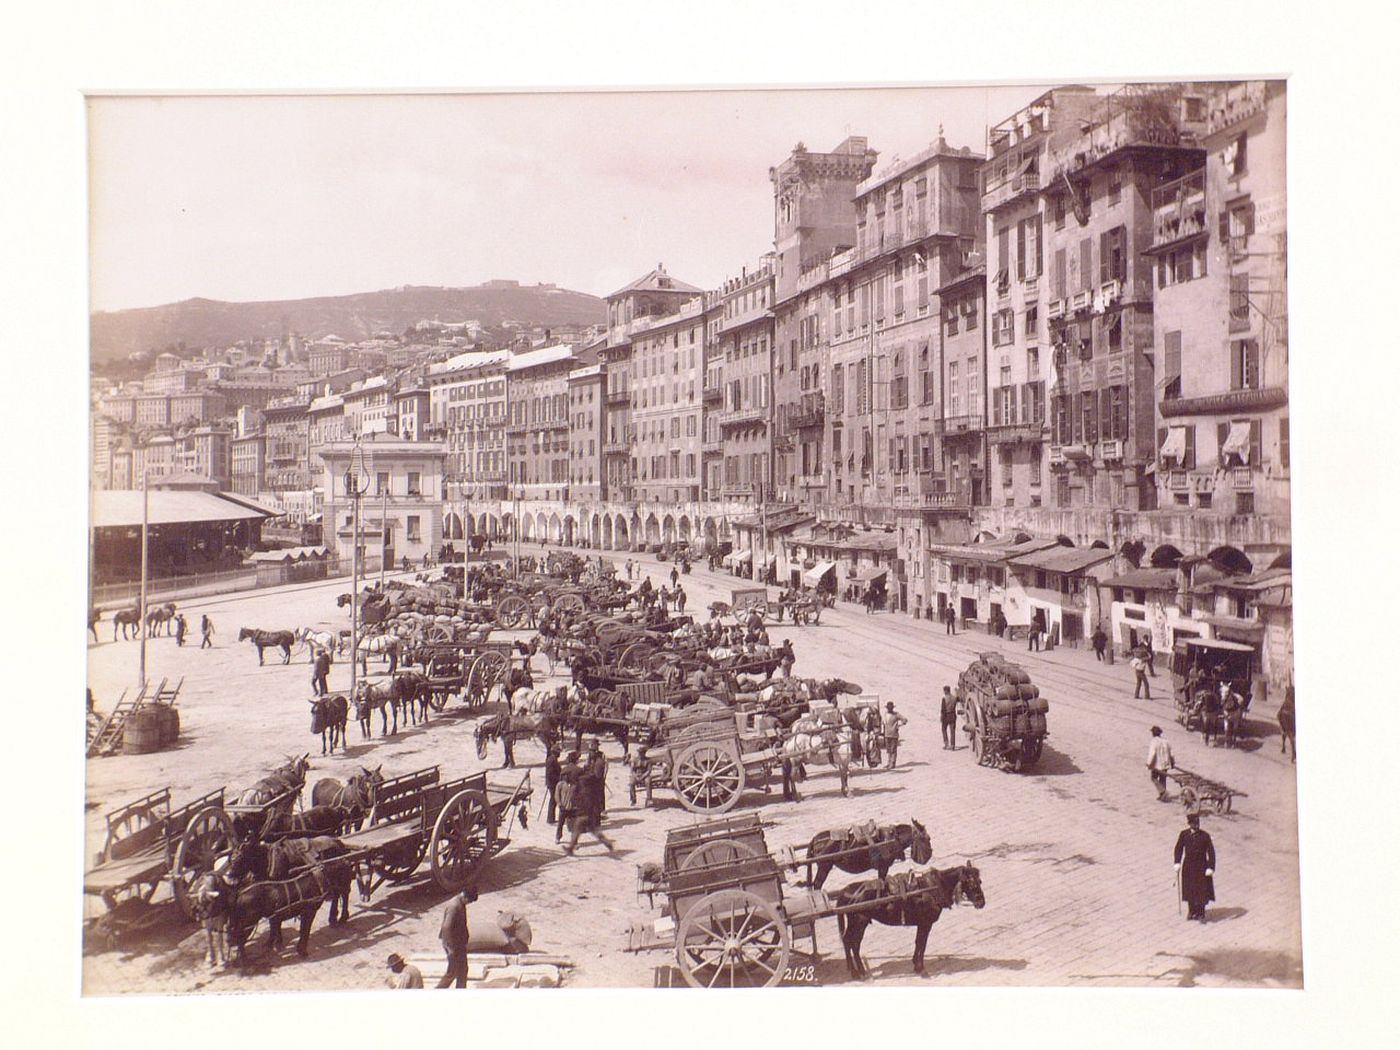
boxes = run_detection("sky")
[88,85,1059,313]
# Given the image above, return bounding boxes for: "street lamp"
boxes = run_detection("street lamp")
[345,439,371,698]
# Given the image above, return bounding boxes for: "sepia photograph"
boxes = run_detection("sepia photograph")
[81,79,1301,996]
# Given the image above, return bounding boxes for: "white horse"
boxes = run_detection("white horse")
[295,627,342,661]
[779,720,856,797]
[356,634,401,674]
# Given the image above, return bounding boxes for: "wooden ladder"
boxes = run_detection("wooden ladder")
[86,677,169,758]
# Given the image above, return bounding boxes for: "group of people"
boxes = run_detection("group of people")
[544,740,615,856]
[1145,725,1220,921]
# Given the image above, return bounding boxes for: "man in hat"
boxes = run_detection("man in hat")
[880,702,909,769]
[312,648,332,697]
[1147,726,1175,801]
[200,613,215,649]
[1173,811,1216,921]
[1091,624,1108,662]
[386,952,423,988]
[174,613,188,647]
[1132,650,1151,700]
[435,886,477,988]
[544,743,562,826]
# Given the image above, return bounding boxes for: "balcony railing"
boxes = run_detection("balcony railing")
[702,386,723,403]
[986,421,1045,445]
[982,169,1040,211]
[796,474,825,489]
[788,394,825,430]
[890,491,969,510]
[602,441,630,455]
[718,405,768,428]
[605,388,630,406]
[937,414,983,437]
[1152,168,1207,248]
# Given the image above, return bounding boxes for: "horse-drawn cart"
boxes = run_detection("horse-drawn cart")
[629,701,780,814]
[410,639,516,707]
[335,764,532,899]
[956,652,1048,772]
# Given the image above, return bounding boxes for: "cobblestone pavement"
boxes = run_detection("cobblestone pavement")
[83,545,1302,993]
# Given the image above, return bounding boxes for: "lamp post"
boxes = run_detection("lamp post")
[379,478,388,590]
[346,439,371,699]
[138,465,149,689]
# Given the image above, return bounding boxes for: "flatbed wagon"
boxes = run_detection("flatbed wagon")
[1167,767,1248,813]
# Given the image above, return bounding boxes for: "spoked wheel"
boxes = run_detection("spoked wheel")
[429,788,498,891]
[467,650,510,705]
[427,625,453,643]
[553,592,585,614]
[1021,737,1044,769]
[495,595,528,629]
[969,726,985,766]
[677,837,760,873]
[672,742,746,814]
[676,889,790,989]
[171,806,236,919]
[618,642,655,675]
[374,837,428,882]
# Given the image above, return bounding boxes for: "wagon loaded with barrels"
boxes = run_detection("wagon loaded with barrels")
[956,652,1049,771]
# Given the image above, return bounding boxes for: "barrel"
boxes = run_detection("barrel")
[157,705,180,746]
[123,708,164,754]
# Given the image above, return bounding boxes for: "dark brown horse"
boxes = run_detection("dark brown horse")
[309,694,349,754]
[834,864,986,979]
[239,627,296,665]
[474,711,558,767]
[311,766,383,829]
[800,820,933,889]
[236,755,310,809]
[353,678,403,737]
[112,606,142,641]
[89,607,100,643]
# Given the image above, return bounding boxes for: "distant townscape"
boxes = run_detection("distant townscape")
[90,80,1289,696]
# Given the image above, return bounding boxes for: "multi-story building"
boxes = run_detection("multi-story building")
[715,258,775,504]
[143,363,199,395]
[98,393,136,424]
[938,263,989,507]
[131,434,176,486]
[263,395,314,495]
[601,267,704,503]
[307,391,347,451]
[426,349,510,500]
[169,391,227,428]
[1149,80,1288,525]
[343,376,394,436]
[318,437,447,569]
[307,339,353,376]
[174,425,232,489]
[231,431,267,496]
[630,298,706,503]
[567,361,606,502]
[135,394,171,428]
[769,137,879,506]
[393,383,430,441]
[505,343,577,501]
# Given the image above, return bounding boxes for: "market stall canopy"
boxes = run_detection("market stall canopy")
[803,560,837,587]
[91,490,275,530]
[851,565,888,583]
[722,549,752,567]
[1008,546,1115,575]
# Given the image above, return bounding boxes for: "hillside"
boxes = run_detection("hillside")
[89,283,608,363]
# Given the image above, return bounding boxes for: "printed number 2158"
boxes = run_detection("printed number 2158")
[782,965,817,983]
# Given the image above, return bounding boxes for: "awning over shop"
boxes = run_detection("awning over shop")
[851,566,888,584]
[1203,615,1266,640]
[803,560,837,587]
[1009,546,1115,575]
[723,549,752,567]
[1159,426,1187,464]
[1221,421,1252,464]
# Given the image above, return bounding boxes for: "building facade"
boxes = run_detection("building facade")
[263,395,314,496]
[506,344,577,501]
[567,362,606,502]
[715,259,775,504]
[318,438,447,569]
[426,349,510,500]
[231,431,266,496]
[630,299,707,503]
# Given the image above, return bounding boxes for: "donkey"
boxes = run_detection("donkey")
[834,864,986,980]
[800,820,933,889]
[309,694,349,754]
[311,766,383,830]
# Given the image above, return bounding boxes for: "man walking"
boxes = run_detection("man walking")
[386,952,424,989]
[1027,619,1042,652]
[675,585,687,615]
[1147,725,1175,801]
[1173,811,1216,921]
[944,605,956,635]
[544,744,561,826]
[565,744,616,855]
[1143,633,1157,676]
[778,639,795,680]
[312,649,332,697]
[881,702,909,769]
[1092,624,1108,662]
[435,887,477,988]
[200,614,215,649]
[940,686,959,750]
[174,614,187,647]
[1132,651,1152,700]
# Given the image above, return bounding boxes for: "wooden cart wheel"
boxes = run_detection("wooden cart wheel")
[427,625,452,643]
[1019,738,1043,770]
[467,650,510,705]
[429,788,499,891]
[373,837,428,881]
[171,806,236,919]
[676,889,790,989]
[677,837,761,873]
[618,642,654,674]
[1216,794,1232,814]
[495,595,528,629]
[672,741,746,814]
[970,726,984,765]
[554,591,585,614]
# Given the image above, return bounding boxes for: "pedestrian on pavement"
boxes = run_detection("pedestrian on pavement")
[1278,683,1296,762]
[174,614,187,647]
[1147,725,1175,801]
[1092,624,1108,661]
[386,952,424,989]
[675,585,687,615]
[1173,811,1216,921]
[1027,619,1042,652]
[944,605,956,635]
[436,887,477,988]
[940,686,959,749]
[566,745,616,855]
[881,702,909,769]
[778,639,795,680]
[1133,652,1152,700]
[544,743,562,825]
[200,614,214,649]
[1144,634,1157,676]
[993,609,1007,638]
[587,738,609,819]
[555,751,580,843]
[669,567,679,589]
[312,649,331,696]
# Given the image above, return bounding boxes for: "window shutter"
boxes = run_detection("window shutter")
[1165,331,1182,379]
[1033,215,1043,277]
[1230,341,1242,390]
[1280,417,1290,469]
[1053,248,1066,299]
[1243,202,1256,235]
[1010,384,1020,424]
[1184,425,1196,470]
[1157,426,1167,463]
[1099,231,1111,284]
[1217,422,1229,464]
[1071,393,1081,442]
[1246,340,1260,388]
[1080,238,1093,292]
[1017,221,1027,279]
[1101,389,1113,439]
[1249,419,1262,465]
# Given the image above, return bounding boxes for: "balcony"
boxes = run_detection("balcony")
[937,414,983,438]
[702,385,722,404]
[1158,385,1288,418]
[1206,81,1267,136]
[602,440,631,455]
[890,491,969,511]
[1151,169,1208,249]
[987,421,1045,445]
[505,421,528,435]
[788,394,825,430]
[702,438,723,454]
[605,388,630,406]
[1047,299,1065,320]
[796,474,826,489]
[718,405,768,428]
[1099,439,1124,461]
[1070,291,1093,314]
[982,169,1041,212]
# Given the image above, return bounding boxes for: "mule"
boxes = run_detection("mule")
[112,606,142,641]
[474,712,558,768]
[778,720,856,797]
[309,694,348,754]
[311,766,382,829]
[356,634,401,675]
[236,754,310,809]
[353,678,404,737]
[801,820,933,889]
[393,670,430,725]
[834,864,986,979]
[239,627,295,665]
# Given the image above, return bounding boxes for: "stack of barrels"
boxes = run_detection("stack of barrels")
[123,704,180,754]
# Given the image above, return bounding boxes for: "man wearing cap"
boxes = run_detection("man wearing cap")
[1147,726,1175,801]
[881,702,909,769]
[435,887,477,988]
[386,952,423,988]
[1173,811,1216,921]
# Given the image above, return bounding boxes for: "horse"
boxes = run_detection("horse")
[1278,688,1296,762]
[308,694,349,754]
[258,804,356,841]
[474,712,557,767]
[112,606,142,641]
[799,820,933,889]
[843,705,882,768]
[356,634,401,675]
[311,766,383,829]
[353,678,402,737]
[778,719,856,796]
[834,864,986,979]
[145,602,177,636]
[295,627,342,662]
[236,754,310,809]
[393,670,430,725]
[89,607,100,643]
[239,627,296,665]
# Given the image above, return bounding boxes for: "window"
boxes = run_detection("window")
[1230,339,1260,390]
[993,309,1015,347]
[1030,453,1041,486]
[375,471,388,496]
[1164,332,1182,400]
[1235,491,1254,515]
[1000,447,1013,487]
[1107,168,1122,206]
[945,305,959,336]
[967,359,981,417]
[964,300,978,330]
[1222,199,1255,256]
[948,362,960,415]
[1024,305,1039,338]
[997,226,1010,276]
[1057,474,1071,508]
[1099,226,1126,284]
[1051,248,1067,301]
[1104,312,1123,353]
[406,515,421,542]
[1053,194,1066,230]
[1280,416,1289,469]
[1081,391,1097,443]
[406,471,421,495]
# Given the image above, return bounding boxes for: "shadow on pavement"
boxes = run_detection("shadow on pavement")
[1028,745,1083,777]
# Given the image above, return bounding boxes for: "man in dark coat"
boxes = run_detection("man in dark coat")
[435,886,477,988]
[1091,625,1108,661]
[1173,812,1216,921]
[940,686,959,750]
[312,650,332,696]
[544,744,562,825]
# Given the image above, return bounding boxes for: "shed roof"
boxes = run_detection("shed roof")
[1008,546,1115,574]
[91,490,275,529]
